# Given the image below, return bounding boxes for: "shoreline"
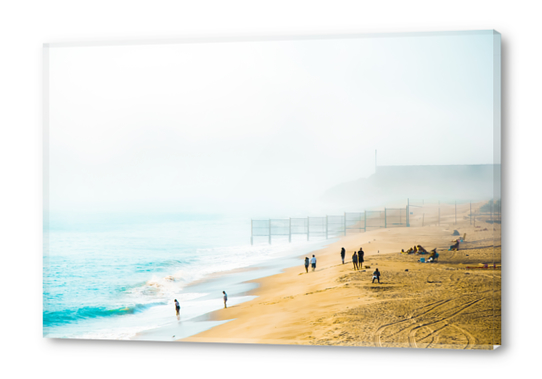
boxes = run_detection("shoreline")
[180,209,501,348]
[130,238,337,341]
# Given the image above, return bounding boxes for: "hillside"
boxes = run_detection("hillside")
[319,164,500,210]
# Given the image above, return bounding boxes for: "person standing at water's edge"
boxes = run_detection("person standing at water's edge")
[174,299,180,317]
[358,248,364,269]
[310,255,317,271]
[223,291,228,308]
[341,247,345,264]
[304,257,310,273]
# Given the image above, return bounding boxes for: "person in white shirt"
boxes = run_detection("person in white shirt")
[310,255,317,271]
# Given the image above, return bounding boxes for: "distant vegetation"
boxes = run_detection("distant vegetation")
[480,199,501,213]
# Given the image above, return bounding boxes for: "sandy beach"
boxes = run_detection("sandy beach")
[182,203,501,349]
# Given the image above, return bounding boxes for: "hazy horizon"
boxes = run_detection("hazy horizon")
[45,31,500,217]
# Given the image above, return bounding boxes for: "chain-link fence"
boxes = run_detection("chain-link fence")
[308,217,326,240]
[290,218,308,236]
[250,199,500,244]
[327,215,345,238]
[345,212,364,233]
[365,210,385,230]
[270,219,290,236]
[385,208,407,227]
[406,200,498,228]
[251,220,270,236]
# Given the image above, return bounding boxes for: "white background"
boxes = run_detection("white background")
[0,1,537,378]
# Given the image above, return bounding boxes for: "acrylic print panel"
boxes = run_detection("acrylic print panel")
[43,30,501,349]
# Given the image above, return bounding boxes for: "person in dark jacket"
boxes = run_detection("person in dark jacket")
[304,257,310,273]
[174,299,180,317]
[340,247,346,264]
[358,248,364,269]
[372,268,381,283]
[352,252,358,270]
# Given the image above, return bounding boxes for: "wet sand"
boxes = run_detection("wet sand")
[182,204,501,349]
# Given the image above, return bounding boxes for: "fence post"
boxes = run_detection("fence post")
[251,219,253,245]
[269,219,271,244]
[490,200,493,222]
[289,218,291,243]
[409,200,412,226]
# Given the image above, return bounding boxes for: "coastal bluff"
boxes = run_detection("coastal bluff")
[320,164,501,209]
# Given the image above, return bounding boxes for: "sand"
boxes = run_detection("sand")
[182,203,501,349]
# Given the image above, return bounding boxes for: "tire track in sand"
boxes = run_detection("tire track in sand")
[373,299,453,347]
[374,298,483,348]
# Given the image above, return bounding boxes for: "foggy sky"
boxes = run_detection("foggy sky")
[46,31,499,216]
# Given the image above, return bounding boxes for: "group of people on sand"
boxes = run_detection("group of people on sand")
[304,255,317,273]
[339,247,365,270]
[349,247,381,283]
[401,244,441,263]
[351,248,365,270]
[402,245,429,254]
[401,231,463,258]
[306,247,381,283]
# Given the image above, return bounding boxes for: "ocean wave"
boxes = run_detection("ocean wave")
[126,239,326,300]
[43,302,161,327]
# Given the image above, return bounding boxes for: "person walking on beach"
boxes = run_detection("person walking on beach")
[304,257,310,273]
[341,247,346,264]
[223,291,228,308]
[310,255,317,271]
[352,251,358,270]
[358,248,364,269]
[174,299,180,317]
[372,268,381,284]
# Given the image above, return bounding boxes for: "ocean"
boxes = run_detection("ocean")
[43,212,330,340]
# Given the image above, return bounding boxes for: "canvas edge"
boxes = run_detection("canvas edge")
[42,29,496,49]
